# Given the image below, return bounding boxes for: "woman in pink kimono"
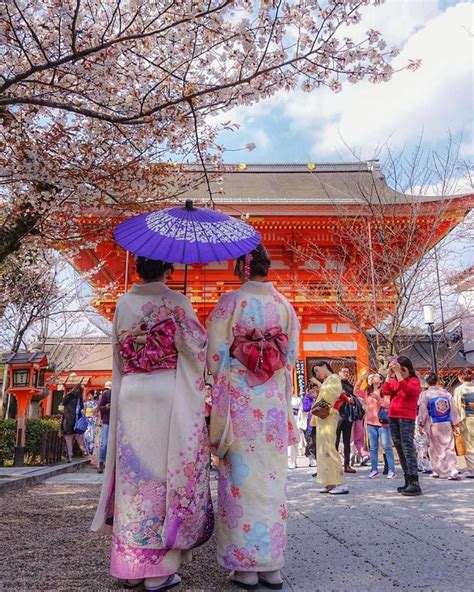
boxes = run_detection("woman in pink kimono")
[418,372,461,480]
[208,245,299,591]
[92,257,213,592]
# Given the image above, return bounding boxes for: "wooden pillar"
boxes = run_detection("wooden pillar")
[13,393,32,467]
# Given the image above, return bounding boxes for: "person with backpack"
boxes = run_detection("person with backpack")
[60,384,89,462]
[453,368,474,478]
[418,373,460,480]
[335,366,356,474]
[96,381,112,474]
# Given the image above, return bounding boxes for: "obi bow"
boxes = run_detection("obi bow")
[120,319,177,374]
[229,325,289,386]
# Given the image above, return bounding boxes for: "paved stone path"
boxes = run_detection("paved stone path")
[0,458,472,591]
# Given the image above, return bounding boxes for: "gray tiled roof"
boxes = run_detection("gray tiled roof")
[179,162,458,206]
[1,351,47,364]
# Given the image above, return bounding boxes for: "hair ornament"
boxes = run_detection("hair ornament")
[244,252,253,280]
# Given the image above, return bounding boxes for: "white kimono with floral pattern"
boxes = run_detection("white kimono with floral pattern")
[208,281,299,572]
[92,282,213,580]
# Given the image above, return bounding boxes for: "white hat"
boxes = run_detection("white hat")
[105,381,112,388]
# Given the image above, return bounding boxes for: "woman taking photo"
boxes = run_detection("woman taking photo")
[354,372,395,479]
[208,244,299,591]
[92,256,213,592]
[381,356,422,496]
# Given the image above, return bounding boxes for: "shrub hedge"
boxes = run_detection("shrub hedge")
[0,417,62,464]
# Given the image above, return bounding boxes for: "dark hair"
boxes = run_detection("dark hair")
[367,376,381,395]
[136,256,174,281]
[237,244,271,277]
[69,384,83,398]
[425,372,438,386]
[397,356,416,377]
[312,360,335,375]
[460,368,473,382]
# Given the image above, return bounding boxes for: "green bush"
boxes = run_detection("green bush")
[0,417,62,465]
[0,419,16,463]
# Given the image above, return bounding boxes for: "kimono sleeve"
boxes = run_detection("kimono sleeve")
[449,393,461,426]
[418,392,429,428]
[319,374,343,406]
[285,301,300,369]
[170,296,207,375]
[453,385,466,422]
[111,310,123,407]
[207,293,237,457]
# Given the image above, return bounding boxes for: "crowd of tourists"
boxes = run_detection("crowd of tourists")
[54,242,473,592]
[289,365,473,498]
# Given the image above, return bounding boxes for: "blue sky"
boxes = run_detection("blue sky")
[214,0,473,166]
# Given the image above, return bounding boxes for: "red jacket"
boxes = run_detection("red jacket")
[381,376,422,420]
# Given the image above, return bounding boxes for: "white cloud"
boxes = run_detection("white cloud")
[253,128,270,151]
[284,2,473,158]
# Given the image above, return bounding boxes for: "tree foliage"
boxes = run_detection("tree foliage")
[0,0,411,262]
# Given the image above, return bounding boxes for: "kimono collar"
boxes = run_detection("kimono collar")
[129,281,170,296]
[240,280,276,296]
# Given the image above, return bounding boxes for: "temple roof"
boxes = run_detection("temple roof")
[41,338,112,374]
[178,161,470,207]
[1,351,48,365]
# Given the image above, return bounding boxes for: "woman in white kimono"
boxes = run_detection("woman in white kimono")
[92,257,213,592]
[208,244,299,591]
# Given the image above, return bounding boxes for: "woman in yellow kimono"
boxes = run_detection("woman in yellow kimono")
[312,361,348,495]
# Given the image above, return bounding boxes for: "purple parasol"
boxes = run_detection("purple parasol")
[114,200,260,264]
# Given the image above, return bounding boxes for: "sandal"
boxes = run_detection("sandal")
[229,571,258,590]
[123,580,143,589]
[258,571,284,590]
[144,574,181,591]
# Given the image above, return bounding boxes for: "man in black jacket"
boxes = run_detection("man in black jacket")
[336,367,356,474]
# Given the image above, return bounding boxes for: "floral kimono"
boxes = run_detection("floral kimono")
[418,386,460,478]
[207,280,299,572]
[92,282,213,580]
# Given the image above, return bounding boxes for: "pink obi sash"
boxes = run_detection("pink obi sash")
[120,319,178,375]
[229,325,289,386]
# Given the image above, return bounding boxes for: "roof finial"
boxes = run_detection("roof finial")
[185,199,194,210]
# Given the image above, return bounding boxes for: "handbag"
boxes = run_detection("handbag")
[454,431,467,456]
[378,407,389,425]
[311,399,331,419]
[73,398,88,434]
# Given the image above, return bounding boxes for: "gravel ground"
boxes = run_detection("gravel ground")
[0,468,230,592]
[1,462,473,592]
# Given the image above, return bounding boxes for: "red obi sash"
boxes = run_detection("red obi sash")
[120,319,178,374]
[230,325,289,386]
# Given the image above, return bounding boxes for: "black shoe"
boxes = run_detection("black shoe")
[397,474,409,493]
[401,475,423,496]
[97,462,104,474]
[311,472,317,478]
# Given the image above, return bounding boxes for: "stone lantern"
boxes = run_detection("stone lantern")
[2,351,49,466]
